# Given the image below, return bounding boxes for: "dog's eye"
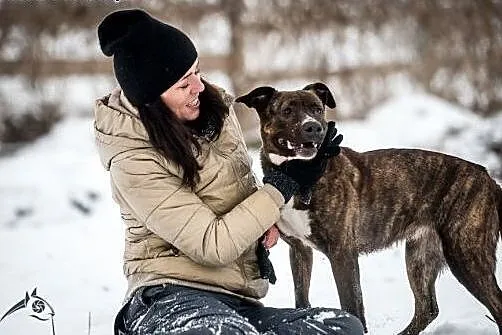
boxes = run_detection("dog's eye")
[313,108,323,115]
[283,108,292,115]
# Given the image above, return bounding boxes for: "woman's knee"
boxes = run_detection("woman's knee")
[174,322,259,335]
[246,306,364,335]
[322,310,365,335]
[176,314,259,335]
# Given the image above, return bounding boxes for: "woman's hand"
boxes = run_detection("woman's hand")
[257,225,279,283]
[262,225,280,249]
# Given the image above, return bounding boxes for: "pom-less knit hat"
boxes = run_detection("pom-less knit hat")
[97,9,198,105]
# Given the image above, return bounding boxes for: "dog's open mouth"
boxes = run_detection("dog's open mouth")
[277,137,320,159]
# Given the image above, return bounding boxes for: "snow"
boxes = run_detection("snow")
[0,93,501,334]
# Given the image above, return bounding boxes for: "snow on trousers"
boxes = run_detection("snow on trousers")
[115,284,365,335]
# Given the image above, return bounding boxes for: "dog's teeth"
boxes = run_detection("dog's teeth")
[286,141,295,150]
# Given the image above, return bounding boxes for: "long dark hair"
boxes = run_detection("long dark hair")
[137,78,229,189]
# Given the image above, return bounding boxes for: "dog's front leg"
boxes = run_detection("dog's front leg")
[329,251,367,333]
[286,237,313,308]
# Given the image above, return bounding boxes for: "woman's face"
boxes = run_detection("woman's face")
[160,59,205,122]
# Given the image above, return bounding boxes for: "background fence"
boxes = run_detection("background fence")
[0,0,501,145]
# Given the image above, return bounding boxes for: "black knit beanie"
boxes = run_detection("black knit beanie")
[97,9,198,105]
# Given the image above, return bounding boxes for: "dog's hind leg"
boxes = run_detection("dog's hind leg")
[442,214,502,333]
[399,227,444,335]
[329,251,367,332]
[288,238,314,308]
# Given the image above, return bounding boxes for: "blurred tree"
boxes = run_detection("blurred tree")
[237,0,502,118]
[0,0,501,143]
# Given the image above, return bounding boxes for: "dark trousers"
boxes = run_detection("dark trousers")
[115,284,364,335]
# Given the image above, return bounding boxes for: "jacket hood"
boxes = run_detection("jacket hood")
[94,88,151,170]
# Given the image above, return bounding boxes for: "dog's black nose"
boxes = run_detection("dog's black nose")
[301,121,323,141]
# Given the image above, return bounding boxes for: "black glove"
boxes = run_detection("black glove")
[262,122,342,203]
[280,121,342,186]
[256,239,277,284]
[262,165,299,203]
[279,121,343,203]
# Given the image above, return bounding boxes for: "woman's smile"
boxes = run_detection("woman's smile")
[161,59,205,122]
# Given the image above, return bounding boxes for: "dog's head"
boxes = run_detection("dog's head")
[236,82,336,165]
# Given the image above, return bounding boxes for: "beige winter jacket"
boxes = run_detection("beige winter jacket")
[94,87,284,303]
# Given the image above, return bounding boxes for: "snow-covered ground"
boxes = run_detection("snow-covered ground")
[0,92,501,334]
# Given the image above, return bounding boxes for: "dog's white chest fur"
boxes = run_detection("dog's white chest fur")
[278,200,317,249]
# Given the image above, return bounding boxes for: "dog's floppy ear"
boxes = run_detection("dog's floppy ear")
[235,86,277,114]
[302,82,336,109]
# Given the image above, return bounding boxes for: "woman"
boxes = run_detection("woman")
[95,8,364,335]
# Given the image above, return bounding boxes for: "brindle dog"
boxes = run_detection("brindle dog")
[236,83,502,335]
